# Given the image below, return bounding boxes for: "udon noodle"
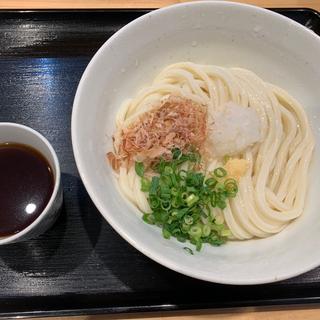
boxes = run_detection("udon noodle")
[110,62,314,240]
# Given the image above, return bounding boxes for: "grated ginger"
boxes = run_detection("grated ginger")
[224,158,249,180]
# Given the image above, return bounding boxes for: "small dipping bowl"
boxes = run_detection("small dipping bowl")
[0,122,62,244]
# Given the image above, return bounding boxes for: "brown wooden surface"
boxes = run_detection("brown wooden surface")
[0,0,319,10]
[20,307,320,319]
[1,0,320,319]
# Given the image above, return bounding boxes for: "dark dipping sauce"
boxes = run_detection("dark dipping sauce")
[0,143,54,236]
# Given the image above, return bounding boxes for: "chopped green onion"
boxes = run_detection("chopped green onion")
[138,149,238,252]
[167,217,173,224]
[162,228,171,239]
[160,201,171,211]
[224,178,238,195]
[164,166,174,175]
[160,211,169,223]
[224,178,237,187]
[227,191,237,198]
[186,194,199,207]
[221,229,232,237]
[171,210,179,217]
[143,213,155,225]
[172,148,182,160]
[202,225,211,237]
[181,192,188,200]
[183,247,194,255]
[171,198,180,208]
[179,170,187,180]
[184,215,194,225]
[211,223,225,231]
[214,167,227,178]
[160,175,171,187]
[149,176,159,195]
[205,178,217,187]
[210,238,225,246]
[215,182,225,193]
[149,197,160,209]
[217,199,227,210]
[141,177,151,192]
[173,228,182,235]
[135,161,145,177]
[189,225,202,238]
[170,173,178,186]
[177,235,187,243]
[176,207,189,218]
[187,186,197,193]
[181,223,191,232]
[195,240,202,251]
[210,192,217,207]
[171,187,179,196]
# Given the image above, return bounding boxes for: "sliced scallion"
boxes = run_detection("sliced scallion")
[213,167,227,178]
[137,148,238,252]
[135,161,145,177]
[183,247,194,255]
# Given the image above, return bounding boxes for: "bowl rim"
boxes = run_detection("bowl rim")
[71,0,320,284]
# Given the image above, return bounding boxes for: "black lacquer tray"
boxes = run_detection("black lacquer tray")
[0,8,319,318]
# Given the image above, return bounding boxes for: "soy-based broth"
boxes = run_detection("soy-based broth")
[0,143,54,236]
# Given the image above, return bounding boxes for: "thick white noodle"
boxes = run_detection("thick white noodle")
[112,62,314,240]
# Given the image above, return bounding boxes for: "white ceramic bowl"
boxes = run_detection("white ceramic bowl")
[0,123,63,244]
[72,1,320,284]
